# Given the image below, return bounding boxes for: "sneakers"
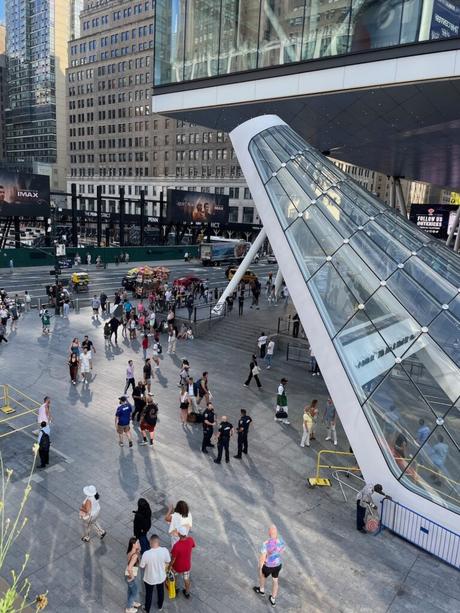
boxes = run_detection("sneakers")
[284,420,290,425]
[325,436,331,441]
[81,536,90,542]
[213,459,221,464]
[126,608,137,613]
[182,589,190,599]
[234,455,242,459]
[119,441,124,447]
[269,595,276,607]
[139,441,147,446]
[334,441,338,446]
[300,443,305,448]
[253,587,265,596]
[100,531,106,540]
[132,603,141,608]
[129,441,133,448]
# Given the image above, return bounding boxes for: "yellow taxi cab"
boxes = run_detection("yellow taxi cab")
[70,270,89,291]
[225,266,258,284]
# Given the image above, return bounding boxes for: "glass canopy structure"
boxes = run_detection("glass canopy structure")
[231,117,459,520]
[154,0,460,86]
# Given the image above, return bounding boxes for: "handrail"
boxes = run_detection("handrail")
[331,469,365,502]
[312,450,361,481]
[0,384,40,438]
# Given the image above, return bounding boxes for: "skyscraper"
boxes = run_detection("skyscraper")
[0,24,7,162]
[5,0,79,190]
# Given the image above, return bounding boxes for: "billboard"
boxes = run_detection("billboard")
[167,189,229,224]
[409,204,458,240]
[430,0,460,40]
[0,170,50,217]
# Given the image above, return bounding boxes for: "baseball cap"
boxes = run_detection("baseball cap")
[178,526,188,536]
[119,395,127,401]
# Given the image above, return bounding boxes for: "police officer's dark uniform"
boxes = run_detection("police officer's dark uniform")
[234,412,252,458]
[201,406,215,453]
[214,419,233,464]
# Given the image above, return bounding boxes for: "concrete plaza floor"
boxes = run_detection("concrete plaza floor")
[0,300,458,613]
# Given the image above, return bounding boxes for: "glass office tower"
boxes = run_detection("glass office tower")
[5,0,75,188]
[154,0,460,86]
[230,115,459,530]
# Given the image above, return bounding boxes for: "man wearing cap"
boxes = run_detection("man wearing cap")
[115,395,133,447]
[234,409,252,459]
[140,393,158,446]
[79,485,106,542]
[275,378,290,425]
[214,415,234,464]
[356,483,389,533]
[171,526,196,599]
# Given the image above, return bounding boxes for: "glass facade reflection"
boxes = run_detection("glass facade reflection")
[154,0,460,86]
[248,123,460,515]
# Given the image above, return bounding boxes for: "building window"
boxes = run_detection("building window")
[229,187,240,199]
[242,207,254,223]
[229,206,239,222]
[244,188,251,199]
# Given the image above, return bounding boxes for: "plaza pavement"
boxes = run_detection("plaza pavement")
[0,300,458,613]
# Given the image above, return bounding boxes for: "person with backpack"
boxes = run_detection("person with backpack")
[37,421,51,469]
[196,372,209,406]
[140,394,158,447]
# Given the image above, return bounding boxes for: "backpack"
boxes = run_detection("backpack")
[39,432,50,452]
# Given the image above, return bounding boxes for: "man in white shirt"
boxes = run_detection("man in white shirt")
[140,534,171,612]
[37,396,52,427]
[257,332,268,359]
[80,347,92,384]
[265,339,275,369]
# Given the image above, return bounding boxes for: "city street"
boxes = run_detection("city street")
[0,287,457,613]
[0,260,277,306]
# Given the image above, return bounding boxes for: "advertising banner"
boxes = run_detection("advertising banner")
[409,204,458,239]
[0,170,50,217]
[167,189,229,224]
[430,0,460,39]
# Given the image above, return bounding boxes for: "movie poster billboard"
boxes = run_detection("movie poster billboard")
[167,189,229,224]
[430,0,460,40]
[0,170,50,217]
[409,204,458,239]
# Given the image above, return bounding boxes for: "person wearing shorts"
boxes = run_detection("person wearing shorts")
[115,395,133,448]
[140,394,158,447]
[253,525,285,607]
[171,526,196,598]
[143,358,153,392]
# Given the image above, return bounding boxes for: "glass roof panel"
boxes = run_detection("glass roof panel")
[331,245,380,304]
[266,176,307,229]
[386,269,442,327]
[402,257,458,305]
[285,217,326,281]
[316,194,360,238]
[308,261,360,336]
[349,231,398,280]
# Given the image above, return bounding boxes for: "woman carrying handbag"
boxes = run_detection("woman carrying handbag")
[243,354,262,389]
[125,537,142,613]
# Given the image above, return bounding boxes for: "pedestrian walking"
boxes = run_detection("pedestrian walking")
[151,338,161,369]
[179,385,190,424]
[109,316,120,344]
[171,527,196,599]
[275,378,290,424]
[125,537,142,613]
[132,381,146,423]
[196,371,210,406]
[133,498,152,554]
[238,292,244,316]
[324,397,338,446]
[300,404,313,447]
[187,376,198,412]
[80,347,92,384]
[309,398,319,440]
[214,416,234,464]
[124,360,136,394]
[91,295,100,320]
[244,354,262,389]
[253,525,286,607]
[79,485,106,542]
[167,324,177,354]
[140,535,170,613]
[37,421,51,469]
[24,290,32,312]
[310,349,320,376]
[139,394,158,446]
[356,483,388,533]
[41,309,52,334]
[63,298,70,318]
[258,332,268,358]
[234,409,252,458]
[37,396,52,427]
[142,334,149,360]
[81,335,96,368]
[143,358,153,393]
[201,402,215,453]
[68,352,79,385]
[9,303,19,331]
[115,396,134,447]
[0,322,8,344]
[100,292,108,316]
[265,338,275,368]
[165,500,193,547]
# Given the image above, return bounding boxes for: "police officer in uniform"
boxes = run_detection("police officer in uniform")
[214,416,234,464]
[234,409,252,459]
[201,403,215,453]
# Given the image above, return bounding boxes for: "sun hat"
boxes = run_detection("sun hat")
[83,485,97,497]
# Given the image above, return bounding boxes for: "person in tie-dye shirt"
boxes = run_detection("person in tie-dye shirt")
[253,525,286,607]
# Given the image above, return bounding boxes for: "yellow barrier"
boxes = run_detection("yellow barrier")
[308,450,361,487]
[0,384,41,438]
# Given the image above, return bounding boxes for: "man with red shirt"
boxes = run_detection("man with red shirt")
[171,526,196,598]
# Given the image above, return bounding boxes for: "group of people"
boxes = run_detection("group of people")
[0,287,28,342]
[301,397,338,447]
[68,335,96,385]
